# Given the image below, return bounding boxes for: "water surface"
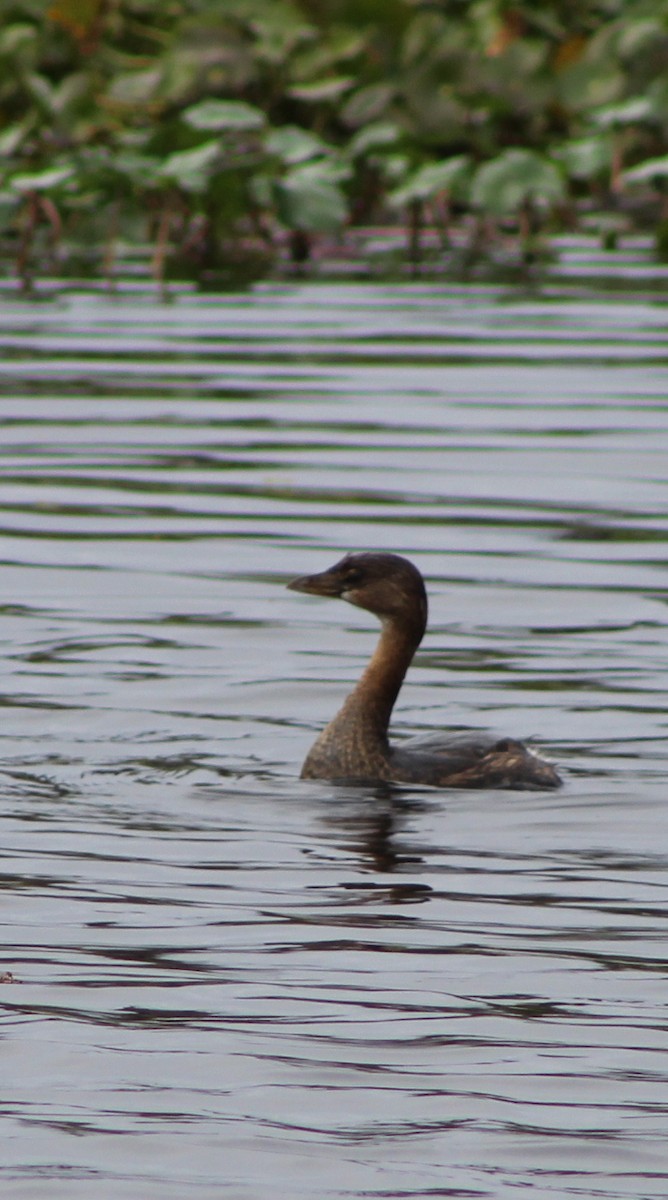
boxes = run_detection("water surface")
[1,278,668,1198]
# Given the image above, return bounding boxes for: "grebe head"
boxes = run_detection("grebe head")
[288,552,428,632]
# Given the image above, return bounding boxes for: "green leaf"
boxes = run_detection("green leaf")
[0,119,31,158]
[340,83,395,126]
[348,121,401,158]
[276,162,348,232]
[107,69,162,106]
[387,156,471,208]
[591,97,654,129]
[616,19,663,58]
[555,136,611,180]
[377,154,411,182]
[401,11,456,67]
[554,57,624,115]
[623,155,668,185]
[182,99,265,132]
[305,157,351,185]
[10,165,75,193]
[51,72,90,116]
[245,4,314,64]
[289,27,366,81]
[470,150,565,216]
[0,22,37,60]
[159,141,221,193]
[24,72,56,113]
[288,76,353,102]
[265,125,331,164]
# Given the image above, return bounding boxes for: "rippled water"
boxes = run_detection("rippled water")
[1,278,668,1198]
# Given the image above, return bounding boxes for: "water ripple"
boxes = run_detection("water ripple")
[0,281,667,1198]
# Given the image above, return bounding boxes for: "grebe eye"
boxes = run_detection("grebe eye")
[343,568,363,586]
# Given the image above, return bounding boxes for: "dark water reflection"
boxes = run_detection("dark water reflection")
[1,278,668,1198]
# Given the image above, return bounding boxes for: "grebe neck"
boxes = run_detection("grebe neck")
[339,615,421,741]
[300,610,424,779]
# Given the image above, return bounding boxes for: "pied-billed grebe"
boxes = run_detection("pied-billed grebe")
[288,552,561,790]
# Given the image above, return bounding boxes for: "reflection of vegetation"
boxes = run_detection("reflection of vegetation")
[2,0,668,289]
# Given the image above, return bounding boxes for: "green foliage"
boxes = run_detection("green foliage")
[470,150,565,216]
[591,97,655,129]
[274,161,349,233]
[624,154,668,184]
[555,136,612,181]
[265,125,333,163]
[182,100,266,132]
[158,141,221,193]
[9,165,75,193]
[387,157,472,209]
[1,0,668,288]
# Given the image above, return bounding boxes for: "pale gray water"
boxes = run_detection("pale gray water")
[1,278,668,1199]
